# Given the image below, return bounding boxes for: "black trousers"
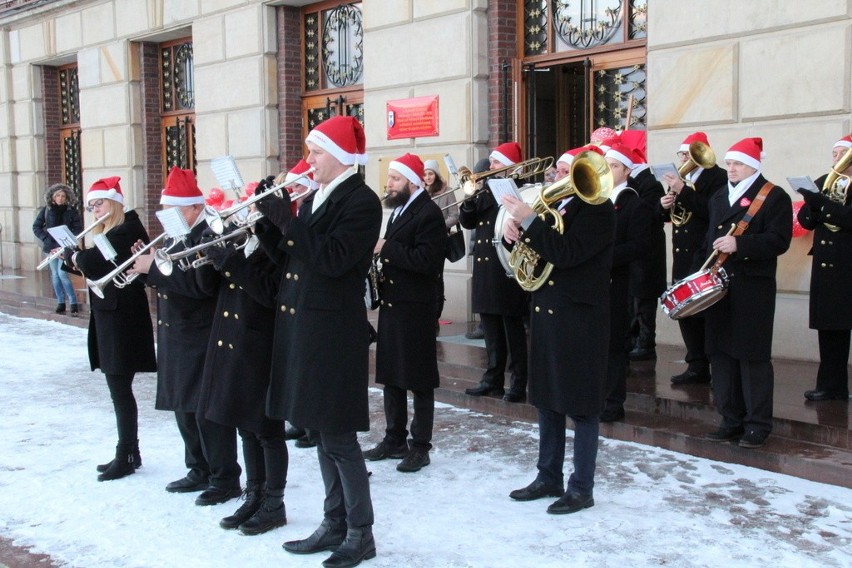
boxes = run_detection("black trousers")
[535,408,599,496]
[678,314,709,373]
[382,385,434,451]
[105,373,137,445]
[198,417,241,490]
[307,429,374,530]
[480,312,527,388]
[629,296,658,350]
[709,352,774,435]
[239,423,288,491]
[816,329,851,395]
[604,351,628,411]
[174,411,209,481]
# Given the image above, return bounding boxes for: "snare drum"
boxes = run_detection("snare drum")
[660,268,729,319]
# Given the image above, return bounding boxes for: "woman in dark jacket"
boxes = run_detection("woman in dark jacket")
[66,177,157,481]
[33,184,83,314]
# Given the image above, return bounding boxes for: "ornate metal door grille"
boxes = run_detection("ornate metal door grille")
[58,64,83,209]
[159,39,196,177]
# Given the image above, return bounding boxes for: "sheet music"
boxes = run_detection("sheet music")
[46,225,77,248]
[210,155,244,192]
[487,178,523,204]
[650,163,680,184]
[786,175,819,193]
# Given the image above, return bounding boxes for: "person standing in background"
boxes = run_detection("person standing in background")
[33,184,83,314]
[424,159,458,330]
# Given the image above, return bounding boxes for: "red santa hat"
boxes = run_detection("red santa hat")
[680,132,710,153]
[620,130,647,162]
[87,176,124,204]
[725,137,764,170]
[305,116,368,166]
[285,159,319,191]
[489,142,523,166]
[605,143,638,169]
[590,126,618,144]
[160,167,205,206]
[557,144,605,166]
[833,134,852,150]
[388,153,425,188]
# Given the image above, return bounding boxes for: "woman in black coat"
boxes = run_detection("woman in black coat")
[33,183,83,314]
[66,178,157,481]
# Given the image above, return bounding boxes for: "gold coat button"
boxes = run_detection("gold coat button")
[524,238,530,243]
[280,305,286,312]
[387,303,393,308]
[820,240,826,245]
[286,273,292,279]
[287,240,295,246]
[479,221,484,226]
[675,248,680,252]
[535,306,541,312]
[163,294,168,299]
[717,225,723,230]
[217,340,223,347]
[821,263,827,268]
[234,313,239,320]
[228,344,234,349]
[224,272,231,278]
[389,279,394,284]
[547,309,553,315]
[548,280,554,286]
[157,320,162,325]
[157,292,162,298]
[289,308,295,314]
[229,283,235,289]
[223,311,229,317]
[294,274,299,280]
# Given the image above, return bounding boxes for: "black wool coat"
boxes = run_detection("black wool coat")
[198,247,280,435]
[145,221,218,413]
[660,165,728,281]
[700,176,792,360]
[523,197,615,416]
[72,210,157,375]
[375,191,447,391]
[261,173,382,433]
[796,173,852,329]
[629,168,667,298]
[459,191,529,316]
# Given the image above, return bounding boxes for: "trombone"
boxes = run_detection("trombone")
[439,156,555,212]
[153,228,253,276]
[86,233,168,299]
[669,141,716,227]
[36,212,111,270]
[205,168,316,234]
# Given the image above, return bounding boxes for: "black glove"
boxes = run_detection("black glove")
[60,246,79,263]
[256,191,293,232]
[797,188,828,208]
[200,227,219,243]
[255,175,276,196]
[203,244,235,271]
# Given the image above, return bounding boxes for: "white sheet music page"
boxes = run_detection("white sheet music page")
[786,175,819,193]
[46,225,77,248]
[487,178,522,204]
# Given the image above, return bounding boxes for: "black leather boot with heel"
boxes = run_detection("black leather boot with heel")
[97,443,136,482]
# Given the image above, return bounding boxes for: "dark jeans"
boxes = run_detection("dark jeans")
[383,385,434,451]
[105,373,137,445]
[307,429,374,529]
[536,408,599,496]
[239,424,288,490]
[709,352,774,435]
[816,329,851,394]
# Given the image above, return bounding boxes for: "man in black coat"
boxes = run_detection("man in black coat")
[255,116,381,568]
[501,146,615,514]
[459,142,529,402]
[132,167,241,504]
[795,134,852,402]
[362,153,447,473]
[601,144,654,423]
[700,137,792,448]
[660,132,728,384]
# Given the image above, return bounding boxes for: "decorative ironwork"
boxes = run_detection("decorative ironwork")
[304,12,320,91]
[161,42,194,112]
[164,116,196,174]
[307,107,335,131]
[629,0,647,39]
[524,0,548,56]
[59,67,79,126]
[344,101,364,127]
[593,64,646,130]
[553,0,622,50]
[63,128,83,206]
[322,4,363,88]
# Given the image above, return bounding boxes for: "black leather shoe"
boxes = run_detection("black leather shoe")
[464,382,505,397]
[599,406,625,423]
[628,347,656,361]
[285,425,306,440]
[295,434,317,449]
[705,426,744,442]
[239,499,287,535]
[464,328,485,340]
[362,440,408,461]
[547,491,594,515]
[738,429,769,449]
[220,486,263,529]
[503,391,526,403]
[165,474,209,493]
[509,479,564,501]
[195,486,242,506]
[283,519,347,555]
[322,528,376,568]
[670,369,711,385]
[804,389,849,401]
[396,450,430,473]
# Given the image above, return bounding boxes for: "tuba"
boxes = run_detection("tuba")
[506,150,613,292]
[820,146,852,232]
[669,141,716,227]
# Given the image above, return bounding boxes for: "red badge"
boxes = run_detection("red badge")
[739,197,751,207]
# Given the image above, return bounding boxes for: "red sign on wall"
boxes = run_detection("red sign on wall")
[386,95,439,140]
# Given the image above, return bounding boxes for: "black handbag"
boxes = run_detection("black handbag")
[445,224,466,262]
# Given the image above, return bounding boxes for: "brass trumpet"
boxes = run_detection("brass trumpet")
[821,146,852,232]
[86,233,168,299]
[439,156,554,212]
[36,212,111,270]
[153,228,252,276]
[669,141,716,227]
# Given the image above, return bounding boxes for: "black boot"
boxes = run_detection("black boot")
[55,303,66,314]
[322,527,377,568]
[464,381,504,397]
[219,483,263,529]
[97,440,141,473]
[239,488,287,535]
[503,377,527,403]
[97,443,136,482]
[283,518,347,554]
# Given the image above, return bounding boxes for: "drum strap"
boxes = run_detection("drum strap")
[711,182,775,271]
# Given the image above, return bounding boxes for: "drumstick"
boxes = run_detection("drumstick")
[624,95,635,130]
[699,224,736,271]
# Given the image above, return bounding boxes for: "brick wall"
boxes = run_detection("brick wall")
[139,42,163,236]
[487,0,517,148]
[276,6,303,169]
[41,66,60,186]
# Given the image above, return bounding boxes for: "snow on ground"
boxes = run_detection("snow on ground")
[0,313,850,567]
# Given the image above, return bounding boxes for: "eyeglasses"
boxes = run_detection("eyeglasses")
[676,152,688,160]
[86,199,105,212]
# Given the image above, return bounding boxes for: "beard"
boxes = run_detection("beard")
[384,185,411,209]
